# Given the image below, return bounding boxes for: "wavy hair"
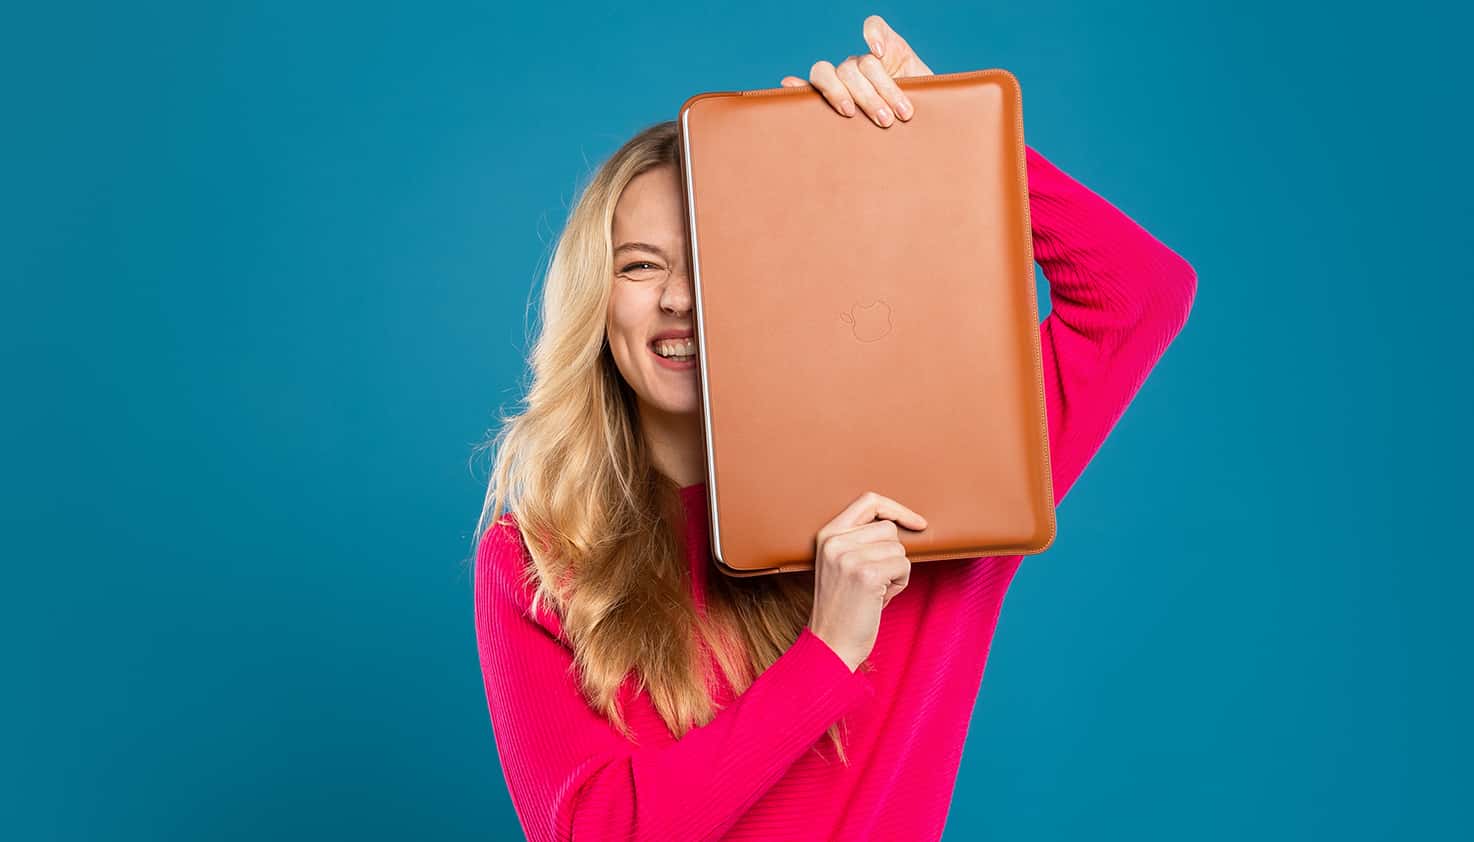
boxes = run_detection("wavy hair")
[470,120,858,764]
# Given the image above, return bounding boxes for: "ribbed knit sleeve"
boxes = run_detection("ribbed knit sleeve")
[474,519,877,842]
[1025,145,1198,505]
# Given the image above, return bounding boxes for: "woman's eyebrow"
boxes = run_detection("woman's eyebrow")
[614,241,670,260]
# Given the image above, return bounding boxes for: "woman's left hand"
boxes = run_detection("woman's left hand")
[780,15,935,128]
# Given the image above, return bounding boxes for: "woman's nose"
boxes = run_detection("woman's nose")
[661,269,694,312]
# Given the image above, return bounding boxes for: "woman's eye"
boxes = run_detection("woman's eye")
[619,262,665,279]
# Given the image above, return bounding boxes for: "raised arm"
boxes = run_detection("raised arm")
[1026,144,1198,505]
[474,518,875,842]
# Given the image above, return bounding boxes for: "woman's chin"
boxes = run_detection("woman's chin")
[649,387,701,417]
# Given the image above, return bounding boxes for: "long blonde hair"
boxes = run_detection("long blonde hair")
[470,120,858,764]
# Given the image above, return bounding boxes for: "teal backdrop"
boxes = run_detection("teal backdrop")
[6,1,1469,839]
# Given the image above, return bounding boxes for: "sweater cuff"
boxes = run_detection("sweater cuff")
[781,626,876,709]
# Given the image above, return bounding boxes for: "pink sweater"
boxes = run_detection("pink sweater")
[475,144,1197,841]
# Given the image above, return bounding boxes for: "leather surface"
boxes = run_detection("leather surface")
[676,68,1055,577]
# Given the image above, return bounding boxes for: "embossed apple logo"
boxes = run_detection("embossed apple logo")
[839,299,893,343]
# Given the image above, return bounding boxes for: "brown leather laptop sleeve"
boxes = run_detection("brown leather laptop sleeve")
[676,68,1055,576]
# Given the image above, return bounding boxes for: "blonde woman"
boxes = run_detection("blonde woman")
[472,15,1195,842]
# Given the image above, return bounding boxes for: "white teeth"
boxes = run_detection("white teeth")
[653,338,696,357]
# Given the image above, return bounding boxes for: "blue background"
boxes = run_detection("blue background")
[6,1,1470,839]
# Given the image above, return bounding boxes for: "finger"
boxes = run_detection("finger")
[863,14,929,78]
[840,540,910,582]
[863,13,895,61]
[836,491,928,532]
[881,563,911,607]
[863,15,910,72]
[808,60,855,117]
[830,520,905,549]
[835,56,893,127]
[857,53,912,121]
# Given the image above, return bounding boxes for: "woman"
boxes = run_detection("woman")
[473,15,1196,842]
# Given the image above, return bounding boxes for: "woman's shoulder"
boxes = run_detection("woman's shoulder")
[475,512,571,641]
[476,511,533,601]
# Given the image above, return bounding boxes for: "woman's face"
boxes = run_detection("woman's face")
[606,164,700,419]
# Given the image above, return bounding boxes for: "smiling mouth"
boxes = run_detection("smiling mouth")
[650,338,697,363]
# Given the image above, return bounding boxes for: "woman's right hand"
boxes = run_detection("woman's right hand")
[808,491,929,672]
[780,15,934,128]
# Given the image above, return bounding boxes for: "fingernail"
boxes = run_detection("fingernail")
[896,97,911,119]
[842,99,855,117]
[876,107,892,126]
[870,39,884,57]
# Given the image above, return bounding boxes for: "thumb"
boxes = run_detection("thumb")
[863,14,925,76]
[863,14,898,62]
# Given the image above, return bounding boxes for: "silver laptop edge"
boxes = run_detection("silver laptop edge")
[679,108,727,570]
